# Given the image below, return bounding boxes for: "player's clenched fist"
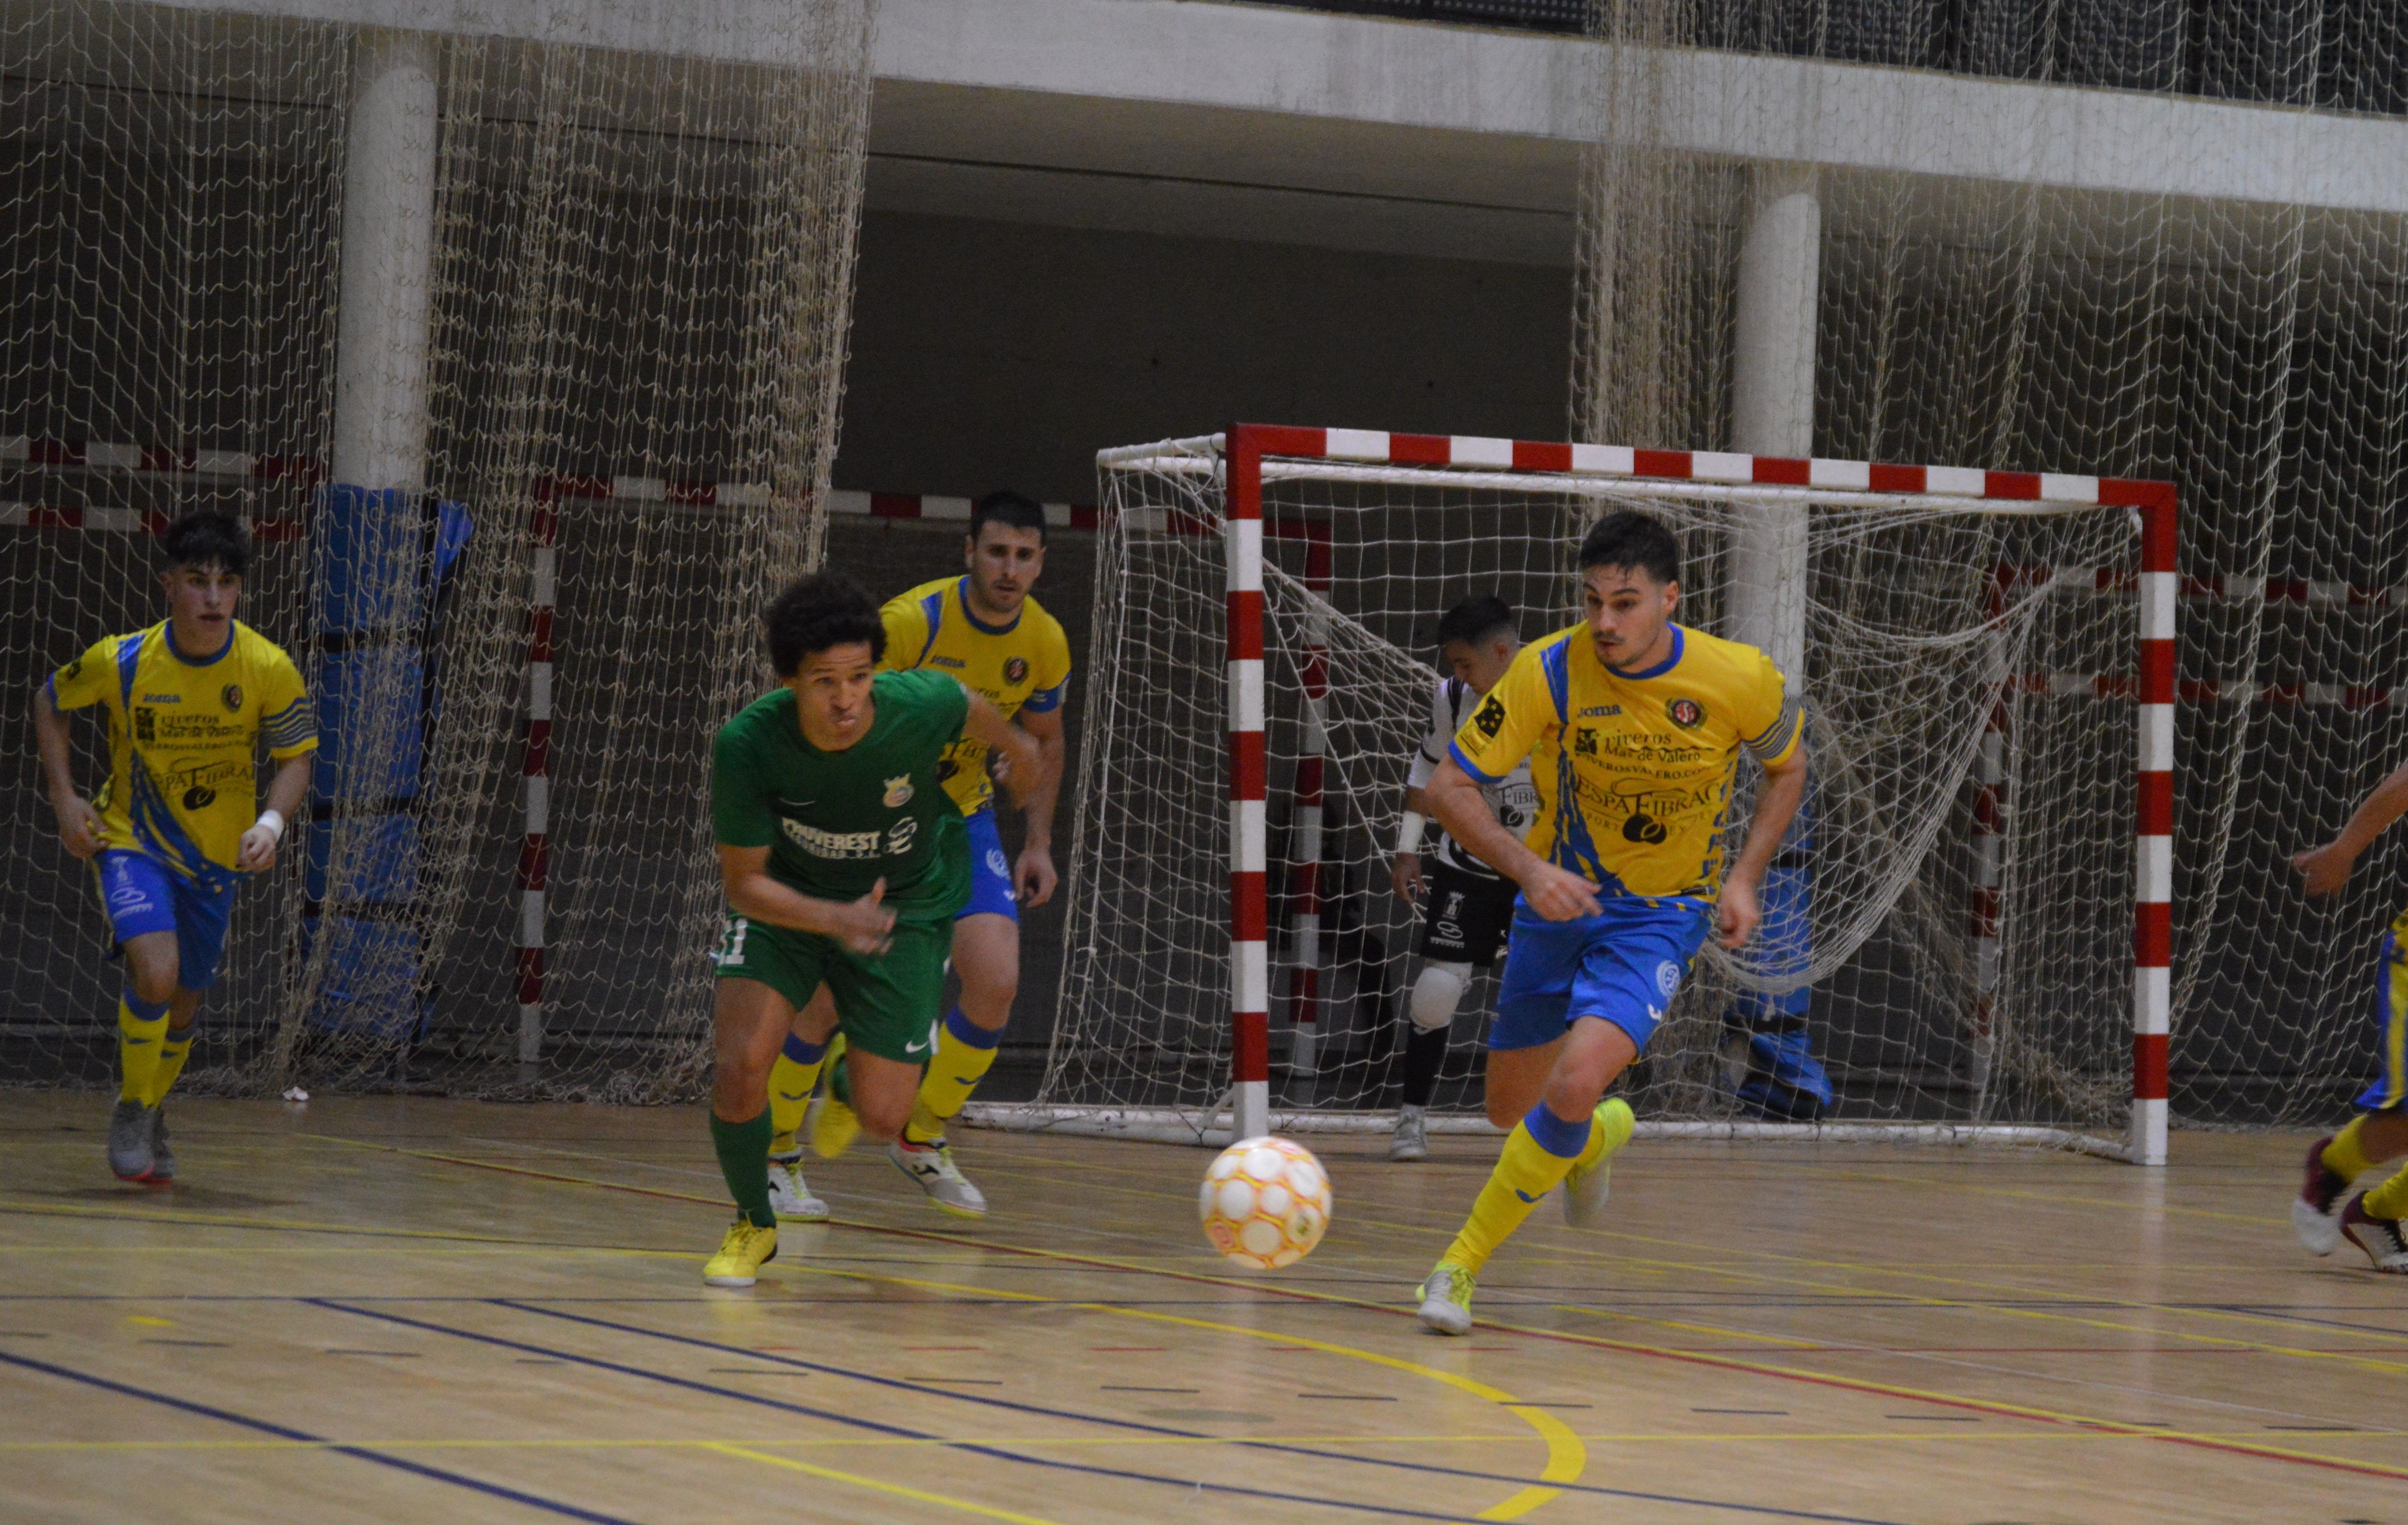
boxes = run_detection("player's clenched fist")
[1519,861,1603,922]
[826,879,896,956]
[50,793,103,859]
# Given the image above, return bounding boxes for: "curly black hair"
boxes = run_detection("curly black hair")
[161,509,251,579]
[764,571,887,677]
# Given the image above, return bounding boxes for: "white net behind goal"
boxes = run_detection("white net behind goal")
[1045,437,2143,1142]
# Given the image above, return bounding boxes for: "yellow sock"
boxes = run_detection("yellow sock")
[2365,1160,2408,1221]
[2324,1115,2375,1181]
[767,1033,829,1156]
[1438,1104,1593,1274]
[904,1008,1000,1146]
[146,1027,193,1107]
[117,994,169,1105]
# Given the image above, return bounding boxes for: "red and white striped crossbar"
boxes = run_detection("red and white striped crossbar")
[0,435,321,481]
[1215,424,2177,1163]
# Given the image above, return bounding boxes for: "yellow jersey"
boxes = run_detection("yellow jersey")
[48,620,316,885]
[1449,622,1800,900]
[881,576,1071,816]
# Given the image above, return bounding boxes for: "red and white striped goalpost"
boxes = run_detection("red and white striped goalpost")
[1217,423,2176,1164]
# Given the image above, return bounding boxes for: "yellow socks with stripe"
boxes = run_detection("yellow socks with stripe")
[905,1007,1002,1146]
[2364,1160,2408,1221]
[116,993,169,1105]
[2324,1115,2376,1182]
[1438,1103,1594,1274]
[766,1033,828,1155]
[147,1026,194,1108]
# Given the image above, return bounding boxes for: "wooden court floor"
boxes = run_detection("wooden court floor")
[1,1093,2402,1524]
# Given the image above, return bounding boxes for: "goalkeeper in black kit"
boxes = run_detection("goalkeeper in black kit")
[1386,596,1538,1160]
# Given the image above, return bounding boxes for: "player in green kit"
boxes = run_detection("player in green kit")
[702,572,1040,1286]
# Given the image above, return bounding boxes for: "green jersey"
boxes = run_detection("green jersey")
[710,668,972,926]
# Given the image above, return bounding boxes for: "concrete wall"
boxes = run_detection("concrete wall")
[835,209,1572,506]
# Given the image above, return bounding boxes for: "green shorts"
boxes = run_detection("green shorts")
[711,912,950,1064]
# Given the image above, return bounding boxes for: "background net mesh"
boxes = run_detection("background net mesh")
[1573,0,2408,1127]
[2,1,869,1099]
[1042,441,2137,1136]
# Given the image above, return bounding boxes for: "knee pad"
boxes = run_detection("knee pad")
[1409,962,1472,1032]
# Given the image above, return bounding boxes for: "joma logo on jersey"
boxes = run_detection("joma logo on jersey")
[1472,696,1506,738]
[1577,704,1621,718]
[142,693,182,704]
[929,655,966,669]
[882,774,915,808]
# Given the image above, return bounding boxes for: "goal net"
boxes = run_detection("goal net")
[1024,426,2172,1160]
[2,1,869,1100]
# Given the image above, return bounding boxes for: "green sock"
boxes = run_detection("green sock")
[709,1109,777,1228]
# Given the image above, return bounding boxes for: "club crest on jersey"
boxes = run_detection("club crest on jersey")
[1004,656,1029,685]
[222,683,243,713]
[882,774,915,808]
[1665,697,1705,729]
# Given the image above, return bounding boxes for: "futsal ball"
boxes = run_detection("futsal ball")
[1199,1135,1331,1270]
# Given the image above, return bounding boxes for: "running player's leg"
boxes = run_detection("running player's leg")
[1396,865,1516,1160]
[904,809,1018,1148]
[97,851,180,1182]
[765,987,837,1221]
[704,914,827,1285]
[1419,903,1700,1333]
[831,919,990,1218]
[140,870,237,1181]
[2319,931,2408,1264]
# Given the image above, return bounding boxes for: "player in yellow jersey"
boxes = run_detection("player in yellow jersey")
[763,492,1070,1219]
[2290,759,2408,1272]
[1411,511,1806,1333]
[30,511,315,1184]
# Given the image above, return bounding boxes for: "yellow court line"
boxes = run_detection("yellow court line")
[2,1426,2400,1456]
[1089,1304,1583,1522]
[705,1441,1068,1525]
[256,1132,2392,1484]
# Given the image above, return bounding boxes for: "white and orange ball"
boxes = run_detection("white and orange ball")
[1199,1135,1331,1270]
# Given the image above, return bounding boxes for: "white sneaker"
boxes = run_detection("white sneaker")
[1389,1108,1429,1162]
[767,1153,829,1222]
[2342,1194,2408,1273]
[1414,1263,1475,1335]
[887,1139,987,1218]
[1562,1097,1635,1229]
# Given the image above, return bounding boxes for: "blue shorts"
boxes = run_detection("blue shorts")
[1489,894,1712,1054]
[2354,932,2408,1111]
[960,809,1018,923]
[94,849,239,991]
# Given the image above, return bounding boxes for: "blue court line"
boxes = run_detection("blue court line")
[313,1298,1915,1525]
[0,1348,646,1525]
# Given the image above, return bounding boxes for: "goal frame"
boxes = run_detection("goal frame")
[1085,423,2177,1165]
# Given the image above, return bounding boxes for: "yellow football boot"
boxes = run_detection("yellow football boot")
[703,1218,778,1287]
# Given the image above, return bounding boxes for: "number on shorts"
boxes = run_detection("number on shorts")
[716,915,750,968]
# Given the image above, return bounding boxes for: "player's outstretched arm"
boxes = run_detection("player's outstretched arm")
[1428,758,1599,921]
[236,754,312,873]
[2295,755,2408,896]
[1716,746,1808,950]
[716,845,895,955]
[30,682,102,859]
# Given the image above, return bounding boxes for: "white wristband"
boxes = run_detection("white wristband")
[254,809,286,842]
[1396,811,1426,855]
